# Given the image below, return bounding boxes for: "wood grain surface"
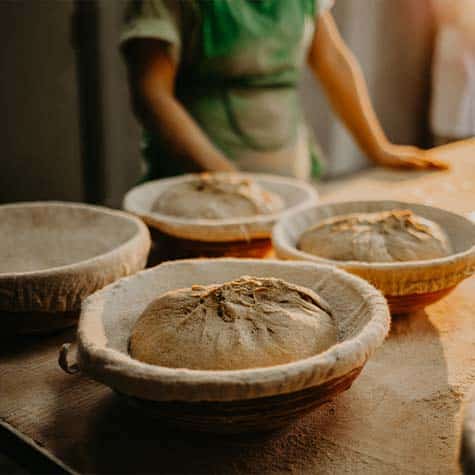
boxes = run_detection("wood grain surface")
[1,140,474,474]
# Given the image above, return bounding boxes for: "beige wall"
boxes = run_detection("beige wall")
[0,0,83,203]
[98,1,142,207]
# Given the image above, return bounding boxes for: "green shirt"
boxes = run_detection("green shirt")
[121,0,334,181]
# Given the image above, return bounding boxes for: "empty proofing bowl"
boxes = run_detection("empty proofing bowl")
[273,200,475,314]
[123,173,318,260]
[66,258,390,433]
[0,202,151,334]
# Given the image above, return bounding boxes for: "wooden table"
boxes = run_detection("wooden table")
[1,140,474,474]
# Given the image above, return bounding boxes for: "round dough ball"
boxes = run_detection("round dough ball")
[129,276,337,371]
[299,209,452,263]
[152,174,284,219]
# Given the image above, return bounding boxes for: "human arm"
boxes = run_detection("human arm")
[308,12,448,170]
[123,39,237,173]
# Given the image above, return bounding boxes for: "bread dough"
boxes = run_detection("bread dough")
[129,276,337,370]
[299,209,452,262]
[152,174,284,219]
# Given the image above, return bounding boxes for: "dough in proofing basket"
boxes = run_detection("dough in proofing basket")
[129,276,336,370]
[153,174,284,220]
[299,209,452,263]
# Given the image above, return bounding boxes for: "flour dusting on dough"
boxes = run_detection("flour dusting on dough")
[152,174,284,219]
[299,210,452,262]
[129,276,336,370]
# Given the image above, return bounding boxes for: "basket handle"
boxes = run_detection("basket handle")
[58,343,80,375]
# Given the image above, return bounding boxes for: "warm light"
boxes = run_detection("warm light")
[434,0,475,45]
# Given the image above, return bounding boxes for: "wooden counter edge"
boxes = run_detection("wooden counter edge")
[0,420,77,475]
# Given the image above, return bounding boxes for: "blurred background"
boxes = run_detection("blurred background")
[0,0,472,207]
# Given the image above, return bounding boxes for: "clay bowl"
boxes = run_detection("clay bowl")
[0,202,151,335]
[62,259,390,433]
[273,200,475,315]
[123,173,318,261]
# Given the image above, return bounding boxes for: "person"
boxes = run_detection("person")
[121,0,448,182]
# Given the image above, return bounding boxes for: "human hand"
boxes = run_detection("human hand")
[373,144,449,170]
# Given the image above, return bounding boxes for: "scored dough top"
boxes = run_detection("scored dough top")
[129,276,337,371]
[298,209,452,263]
[152,173,285,220]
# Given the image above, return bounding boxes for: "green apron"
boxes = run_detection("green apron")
[142,0,323,181]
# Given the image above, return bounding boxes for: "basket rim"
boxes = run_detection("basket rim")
[122,173,319,241]
[0,201,150,280]
[273,199,475,273]
[77,258,390,402]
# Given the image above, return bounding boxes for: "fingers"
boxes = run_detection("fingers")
[403,157,432,169]
[424,157,450,170]
[416,152,450,170]
[376,145,451,171]
[383,157,430,170]
[381,154,450,170]
[413,149,449,170]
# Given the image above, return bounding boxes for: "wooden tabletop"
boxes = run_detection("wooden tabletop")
[1,140,474,474]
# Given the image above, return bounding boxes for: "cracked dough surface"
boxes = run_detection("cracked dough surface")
[152,174,284,219]
[129,276,337,371]
[299,209,452,262]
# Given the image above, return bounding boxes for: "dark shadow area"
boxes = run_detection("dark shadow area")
[80,393,337,474]
[0,327,75,359]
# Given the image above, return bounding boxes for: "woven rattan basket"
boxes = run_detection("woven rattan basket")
[273,200,475,314]
[0,202,151,334]
[60,258,390,433]
[123,173,318,260]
